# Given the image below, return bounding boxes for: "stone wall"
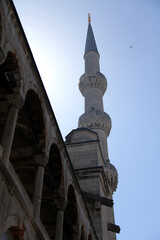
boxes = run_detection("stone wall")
[0,1,98,239]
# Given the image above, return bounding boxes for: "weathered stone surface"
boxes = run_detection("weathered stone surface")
[0,1,99,240]
[66,19,119,240]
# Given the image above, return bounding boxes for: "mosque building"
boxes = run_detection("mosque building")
[0,1,120,239]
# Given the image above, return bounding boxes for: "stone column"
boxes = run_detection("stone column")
[33,154,48,220]
[1,93,24,165]
[55,198,67,240]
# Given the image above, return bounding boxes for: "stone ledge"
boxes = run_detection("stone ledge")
[82,191,113,207]
[108,223,120,233]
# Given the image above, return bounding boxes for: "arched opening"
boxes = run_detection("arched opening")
[88,234,92,240]
[40,144,63,239]
[0,51,20,143]
[9,89,46,201]
[63,185,78,240]
[48,144,63,190]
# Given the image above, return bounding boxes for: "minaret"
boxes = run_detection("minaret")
[66,15,120,240]
[78,14,111,163]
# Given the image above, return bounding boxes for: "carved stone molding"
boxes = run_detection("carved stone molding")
[79,72,107,96]
[104,162,118,192]
[6,93,24,110]
[79,111,111,136]
[5,70,22,92]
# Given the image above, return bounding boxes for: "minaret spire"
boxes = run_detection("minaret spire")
[85,17,99,55]
[79,16,111,162]
[66,17,119,240]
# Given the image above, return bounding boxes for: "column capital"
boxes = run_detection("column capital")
[6,92,24,110]
[56,197,67,211]
[34,153,48,167]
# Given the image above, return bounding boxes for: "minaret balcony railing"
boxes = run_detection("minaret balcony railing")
[79,72,107,96]
[78,111,111,136]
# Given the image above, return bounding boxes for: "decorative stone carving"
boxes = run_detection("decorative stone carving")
[104,161,118,192]
[6,92,24,110]
[79,72,107,96]
[79,111,111,136]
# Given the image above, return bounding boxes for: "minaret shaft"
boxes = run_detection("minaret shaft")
[85,51,100,74]
[78,21,111,162]
[66,17,119,240]
[84,88,104,113]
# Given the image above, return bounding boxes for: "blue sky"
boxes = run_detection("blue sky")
[13,1,160,240]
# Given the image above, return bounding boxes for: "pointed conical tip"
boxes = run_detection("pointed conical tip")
[85,16,99,55]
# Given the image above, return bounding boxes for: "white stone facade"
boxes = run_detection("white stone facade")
[66,20,120,240]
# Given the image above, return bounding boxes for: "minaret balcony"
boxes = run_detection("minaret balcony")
[79,72,107,96]
[104,161,118,193]
[78,111,111,137]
